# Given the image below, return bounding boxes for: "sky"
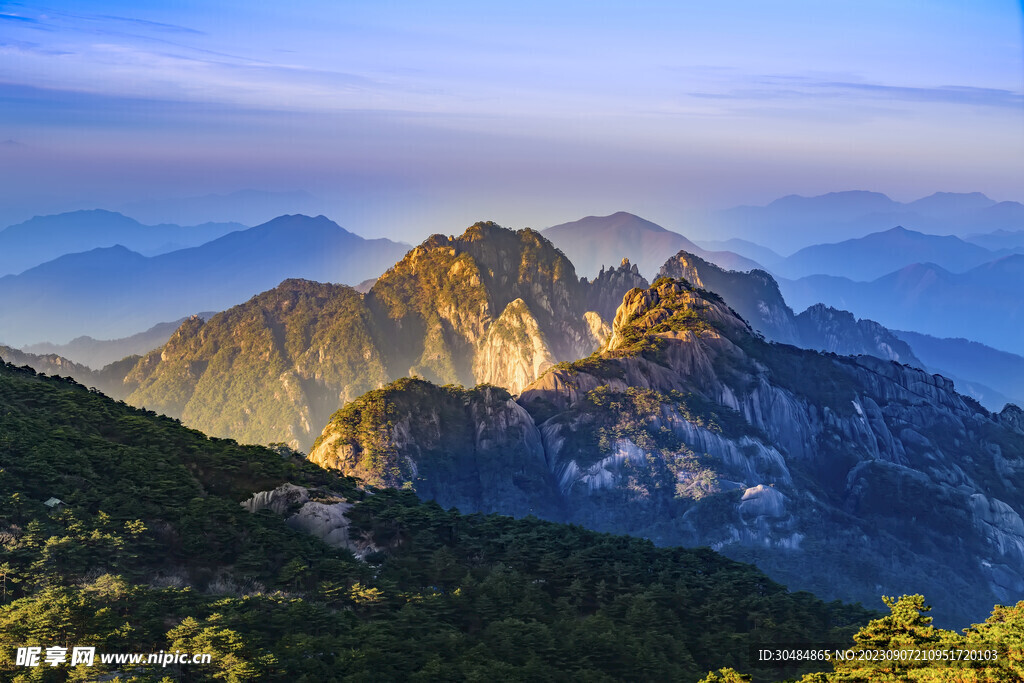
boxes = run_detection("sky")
[1,0,1023,240]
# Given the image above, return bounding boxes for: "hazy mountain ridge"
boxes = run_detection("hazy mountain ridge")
[0,209,245,276]
[779,254,1024,356]
[0,344,138,399]
[0,214,410,346]
[311,277,1024,626]
[777,226,1001,280]
[713,190,1024,253]
[23,313,217,368]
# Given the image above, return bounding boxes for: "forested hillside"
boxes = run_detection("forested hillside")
[0,360,877,681]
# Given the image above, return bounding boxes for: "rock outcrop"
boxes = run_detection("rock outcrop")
[585,258,650,322]
[309,379,565,521]
[240,483,381,559]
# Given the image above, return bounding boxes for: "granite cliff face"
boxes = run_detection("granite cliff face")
[365,223,600,391]
[309,379,564,520]
[125,223,640,450]
[311,278,1024,626]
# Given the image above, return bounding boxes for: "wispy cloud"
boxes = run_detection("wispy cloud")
[0,12,40,24]
[690,75,1024,110]
[93,14,205,35]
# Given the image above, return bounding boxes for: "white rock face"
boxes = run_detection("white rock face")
[473,298,557,394]
[583,311,611,350]
[240,483,309,514]
[739,485,786,518]
[241,484,381,559]
[557,438,648,493]
[286,501,355,549]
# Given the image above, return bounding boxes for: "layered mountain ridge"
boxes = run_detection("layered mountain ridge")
[0,214,409,346]
[124,223,643,450]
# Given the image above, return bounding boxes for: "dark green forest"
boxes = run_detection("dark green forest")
[2,359,1023,681]
[0,360,877,681]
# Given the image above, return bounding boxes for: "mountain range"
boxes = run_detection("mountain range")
[122,224,639,450]
[0,214,409,346]
[6,217,1024,633]
[774,226,1009,281]
[118,223,950,453]
[0,209,245,276]
[23,313,216,368]
[712,190,1024,253]
[779,255,1024,356]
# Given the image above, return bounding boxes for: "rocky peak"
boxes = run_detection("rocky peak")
[657,250,801,345]
[585,257,650,323]
[606,278,749,353]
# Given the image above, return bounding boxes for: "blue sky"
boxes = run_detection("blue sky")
[1,0,1022,239]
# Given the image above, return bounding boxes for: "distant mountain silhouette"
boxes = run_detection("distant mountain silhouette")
[966,228,1024,252]
[777,226,997,280]
[119,189,326,226]
[694,238,784,270]
[712,191,1024,253]
[906,191,997,215]
[893,330,1024,410]
[779,254,1024,355]
[0,214,409,346]
[0,209,245,275]
[542,211,760,279]
[23,313,216,368]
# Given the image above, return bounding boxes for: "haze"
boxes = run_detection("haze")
[2,0,1023,241]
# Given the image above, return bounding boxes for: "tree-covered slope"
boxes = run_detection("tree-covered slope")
[0,345,138,400]
[125,279,388,450]
[0,361,877,681]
